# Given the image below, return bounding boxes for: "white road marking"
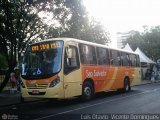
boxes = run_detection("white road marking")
[34,88,160,120]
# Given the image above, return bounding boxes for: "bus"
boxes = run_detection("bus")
[20,38,141,101]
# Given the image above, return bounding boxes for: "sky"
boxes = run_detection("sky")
[83,0,160,47]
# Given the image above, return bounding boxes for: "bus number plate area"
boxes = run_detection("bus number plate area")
[28,90,46,95]
[32,90,39,94]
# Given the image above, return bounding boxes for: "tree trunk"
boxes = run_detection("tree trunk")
[0,67,14,92]
[0,53,15,92]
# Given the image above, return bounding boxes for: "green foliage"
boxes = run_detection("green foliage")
[0,53,8,69]
[0,0,47,69]
[80,19,110,44]
[123,26,160,61]
[45,0,110,45]
[0,0,49,91]
[0,0,110,91]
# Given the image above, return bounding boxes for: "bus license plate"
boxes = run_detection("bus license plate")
[32,90,39,94]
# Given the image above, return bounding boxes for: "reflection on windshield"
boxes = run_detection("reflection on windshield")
[21,41,63,79]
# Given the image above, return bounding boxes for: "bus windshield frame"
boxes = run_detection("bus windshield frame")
[21,40,64,79]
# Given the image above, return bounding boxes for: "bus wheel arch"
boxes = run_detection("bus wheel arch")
[82,79,95,101]
[123,77,131,92]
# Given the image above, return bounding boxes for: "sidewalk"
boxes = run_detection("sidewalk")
[0,90,20,106]
[0,90,41,107]
[0,80,159,107]
[137,79,160,85]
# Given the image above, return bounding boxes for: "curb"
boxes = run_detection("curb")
[134,80,160,87]
[0,92,47,108]
[0,98,47,109]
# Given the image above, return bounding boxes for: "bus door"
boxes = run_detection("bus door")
[63,44,82,98]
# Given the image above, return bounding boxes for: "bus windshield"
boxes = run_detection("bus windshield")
[21,40,63,79]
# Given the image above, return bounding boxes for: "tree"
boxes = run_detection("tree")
[122,30,144,50]
[0,0,110,91]
[45,0,110,45]
[0,0,48,91]
[0,53,7,69]
[123,26,160,61]
[80,19,110,44]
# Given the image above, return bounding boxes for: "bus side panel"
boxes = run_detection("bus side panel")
[109,66,125,90]
[110,66,138,89]
[101,66,130,91]
[82,65,141,93]
[63,69,82,98]
[82,65,122,92]
[131,67,142,86]
[102,66,121,91]
[110,66,141,88]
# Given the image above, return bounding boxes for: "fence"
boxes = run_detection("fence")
[0,70,6,84]
[0,75,5,85]
[0,70,12,90]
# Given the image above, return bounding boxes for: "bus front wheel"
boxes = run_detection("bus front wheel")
[82,81,94,101]
[123,78,131,92]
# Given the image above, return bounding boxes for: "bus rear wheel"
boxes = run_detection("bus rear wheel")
[123,78,131,92]
[82,81,94,101]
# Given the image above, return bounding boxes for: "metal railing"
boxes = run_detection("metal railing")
[0,70,12,90]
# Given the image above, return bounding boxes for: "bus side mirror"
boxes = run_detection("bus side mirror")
[67,48,72,58]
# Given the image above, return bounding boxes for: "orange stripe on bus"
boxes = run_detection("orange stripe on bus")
[25,75,58,85]
[81,65,136,92]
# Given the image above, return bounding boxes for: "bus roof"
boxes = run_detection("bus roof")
[32,37,138,55]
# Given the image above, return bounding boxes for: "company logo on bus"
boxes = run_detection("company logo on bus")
[86,70,107,78]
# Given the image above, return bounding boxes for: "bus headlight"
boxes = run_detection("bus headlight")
[49,76,60,87]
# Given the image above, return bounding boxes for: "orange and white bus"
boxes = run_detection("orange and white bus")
[20,38,141,100]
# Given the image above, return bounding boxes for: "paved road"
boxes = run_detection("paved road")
[1,83,160,120]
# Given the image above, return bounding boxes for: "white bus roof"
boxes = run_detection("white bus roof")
[33,37,138,55]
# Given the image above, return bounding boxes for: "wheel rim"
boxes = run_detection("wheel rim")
[125,79,130,91]
[84,86,91,97]
[126,82,129,91]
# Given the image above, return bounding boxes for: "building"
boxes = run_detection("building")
[117,32,130,49]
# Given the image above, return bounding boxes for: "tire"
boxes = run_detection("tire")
[123,78,131,92]
[82,81,94,101]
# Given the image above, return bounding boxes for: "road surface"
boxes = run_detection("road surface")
[1,83,160,120]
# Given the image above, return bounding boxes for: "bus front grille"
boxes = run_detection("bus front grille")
[26,84,48,89]
[28,92,46,95]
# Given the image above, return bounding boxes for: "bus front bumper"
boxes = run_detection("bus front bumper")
[21,87,64,99]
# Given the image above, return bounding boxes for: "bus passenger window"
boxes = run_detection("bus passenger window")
[127,54,132,66]
[136,55,140,67]
[122,52,130,66]
[97,47,110,65]
[117,52,121,66]
[110,50,120,66]
[64,46,80,74]
[79,44,97,65]
[130,54,136,67]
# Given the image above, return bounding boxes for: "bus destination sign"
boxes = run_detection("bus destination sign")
[31,42,60,52]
